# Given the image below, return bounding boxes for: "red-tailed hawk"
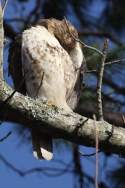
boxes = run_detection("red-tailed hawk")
[9,18,85,160]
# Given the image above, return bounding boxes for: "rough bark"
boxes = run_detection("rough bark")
[0,4,125,158]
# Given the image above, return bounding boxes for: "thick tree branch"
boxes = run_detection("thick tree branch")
[1,83,125,157]
[0,4,125,158]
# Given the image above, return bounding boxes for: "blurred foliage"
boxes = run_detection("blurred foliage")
[108,162,125,188]
[43,0,67,19]
[102,0,125,31]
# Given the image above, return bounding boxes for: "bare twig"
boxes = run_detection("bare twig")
[97,39,109,121]
[0,131,11,142]
[86,58,125,73]
[79,150,101,157]
[86,69,97,73]
[105,58,125,66]
[64,17,103,56]
[1,0,8,15]
[93,114,99,188]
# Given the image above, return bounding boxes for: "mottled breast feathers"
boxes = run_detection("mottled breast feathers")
[22,24,84,111]
[8,18,85,160]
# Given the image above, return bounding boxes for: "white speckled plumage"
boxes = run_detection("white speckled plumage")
[22,24,84,160]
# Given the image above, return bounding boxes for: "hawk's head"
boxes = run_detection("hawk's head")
[37,18,78,51]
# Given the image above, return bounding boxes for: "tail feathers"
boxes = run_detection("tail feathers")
[39,136,53,160]
[31,129,53,160]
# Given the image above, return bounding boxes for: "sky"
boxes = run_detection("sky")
[0,0,122,188]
